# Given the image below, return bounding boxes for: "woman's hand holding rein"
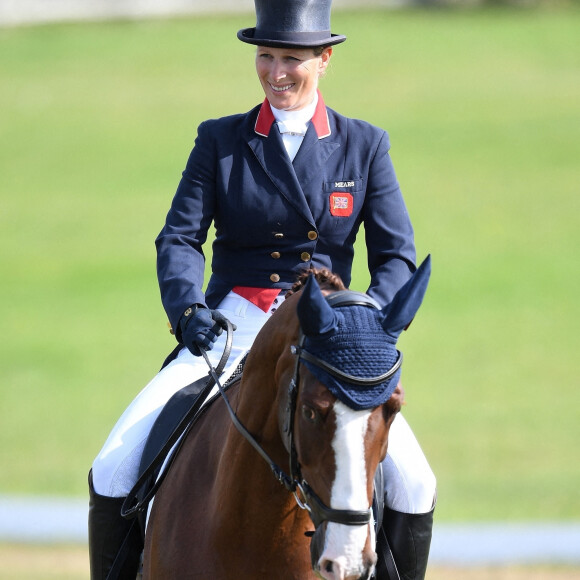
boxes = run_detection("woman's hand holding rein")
[179,305,236,356]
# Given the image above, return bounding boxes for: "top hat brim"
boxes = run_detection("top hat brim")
[237,28,346,48]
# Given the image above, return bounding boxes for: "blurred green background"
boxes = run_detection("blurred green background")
[0,5,578,523]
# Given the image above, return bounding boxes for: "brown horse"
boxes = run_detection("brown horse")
[142,259,430,580]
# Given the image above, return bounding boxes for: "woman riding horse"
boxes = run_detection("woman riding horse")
[88,0,436,578]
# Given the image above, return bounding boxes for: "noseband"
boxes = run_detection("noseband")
[209,290,402,530]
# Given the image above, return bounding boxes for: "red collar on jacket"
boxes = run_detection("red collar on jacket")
[254,90,331,139]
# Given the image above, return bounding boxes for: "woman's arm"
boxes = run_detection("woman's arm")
[155,121,217,334]
[363,130,416,306]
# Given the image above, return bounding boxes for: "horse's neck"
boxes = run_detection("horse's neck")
[213,371,304,536]
[234,306,298,452]
[229,360,287,468]
[217,312,298,506]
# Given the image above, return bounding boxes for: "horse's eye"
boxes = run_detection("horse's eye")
[301,405,317,423]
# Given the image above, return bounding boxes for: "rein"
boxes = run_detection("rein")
[210,289,402,530]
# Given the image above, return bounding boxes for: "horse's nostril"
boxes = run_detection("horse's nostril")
[324,559,334,573]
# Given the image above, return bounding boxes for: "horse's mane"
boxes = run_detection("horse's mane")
[286,268,347,297]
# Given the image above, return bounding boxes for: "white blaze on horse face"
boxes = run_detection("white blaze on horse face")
[318,401,373,579]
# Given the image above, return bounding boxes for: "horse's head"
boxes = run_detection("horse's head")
[278,256,431,580]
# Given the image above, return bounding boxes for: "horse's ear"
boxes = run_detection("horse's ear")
[297,274,338,336]
[381,255,431,340]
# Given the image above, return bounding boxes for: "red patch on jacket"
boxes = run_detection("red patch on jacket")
[329,192,353,217]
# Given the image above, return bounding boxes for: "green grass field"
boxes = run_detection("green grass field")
[1,6,578,522]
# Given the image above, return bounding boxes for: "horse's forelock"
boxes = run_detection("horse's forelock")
[287,268,346,296]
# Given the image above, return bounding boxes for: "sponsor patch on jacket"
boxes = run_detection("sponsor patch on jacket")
[329,192,353,217]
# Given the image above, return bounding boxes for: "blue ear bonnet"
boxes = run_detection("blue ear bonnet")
[301,305,401,411]
[296,255,431,411]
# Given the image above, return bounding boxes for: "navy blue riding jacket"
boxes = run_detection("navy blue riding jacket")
[156,93,416,334]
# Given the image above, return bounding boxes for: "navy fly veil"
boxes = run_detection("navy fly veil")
[296,256,431,410]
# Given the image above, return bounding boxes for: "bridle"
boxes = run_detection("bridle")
[207,289,402,530]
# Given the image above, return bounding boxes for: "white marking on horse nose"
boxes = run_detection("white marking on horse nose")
[317,401,372,579]
[331,402,370,511]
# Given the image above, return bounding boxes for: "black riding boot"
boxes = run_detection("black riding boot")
[88,470,142,580]
[375,506,434,580]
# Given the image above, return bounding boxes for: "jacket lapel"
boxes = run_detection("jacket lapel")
[292,123,340,190]
[292,94,340,210]
[246,94,340,226]
[247,100,315,225]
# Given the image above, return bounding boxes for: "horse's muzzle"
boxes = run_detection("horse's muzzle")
[309,522,377,580]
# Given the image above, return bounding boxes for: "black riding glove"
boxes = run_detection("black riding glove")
[179,306,234,357]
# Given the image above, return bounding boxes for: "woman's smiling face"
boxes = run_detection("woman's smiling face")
[255,46,332,111]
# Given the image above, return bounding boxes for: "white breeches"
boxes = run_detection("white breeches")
[92,292,436,514]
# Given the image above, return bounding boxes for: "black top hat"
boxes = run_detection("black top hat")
[238,0,346,48]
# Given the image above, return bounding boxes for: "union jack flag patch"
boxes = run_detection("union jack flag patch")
[329,192,353,217]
